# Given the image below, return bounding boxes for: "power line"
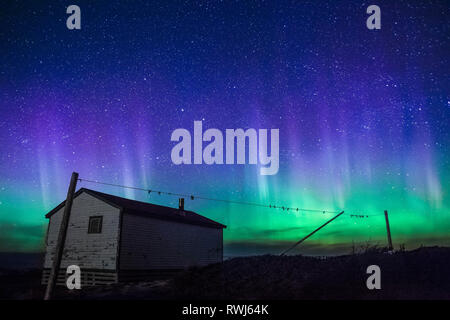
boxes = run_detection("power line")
[78,177,382,218]
[78,177,342,214]
[347,214,383,218]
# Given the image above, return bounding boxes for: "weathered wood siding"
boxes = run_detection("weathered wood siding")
[120,214,223,270]
[43,192,120,270]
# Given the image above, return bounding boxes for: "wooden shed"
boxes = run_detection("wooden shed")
[42,188,226,286]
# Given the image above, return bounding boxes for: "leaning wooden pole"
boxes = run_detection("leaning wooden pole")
[44,172,79,300]
[384,210,393,251]
[280,211,344,256]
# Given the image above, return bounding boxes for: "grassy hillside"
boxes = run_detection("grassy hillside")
[1,247,449,300]
[170,246,450,299]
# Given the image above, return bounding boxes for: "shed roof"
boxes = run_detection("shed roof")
[45,188,226,229]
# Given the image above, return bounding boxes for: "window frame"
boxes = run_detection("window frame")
[88,216,103,234]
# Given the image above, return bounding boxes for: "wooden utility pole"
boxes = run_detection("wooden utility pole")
[44,172,79,300]
[280,211,344,256]
[384,210,393,251]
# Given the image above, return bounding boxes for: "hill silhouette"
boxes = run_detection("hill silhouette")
[1,247,449,299]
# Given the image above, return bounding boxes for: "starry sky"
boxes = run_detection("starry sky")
[0,0,449,256]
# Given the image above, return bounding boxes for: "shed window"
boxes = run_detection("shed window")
[88,216,103,234]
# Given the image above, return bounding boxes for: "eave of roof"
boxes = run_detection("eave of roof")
[45,188,226,229]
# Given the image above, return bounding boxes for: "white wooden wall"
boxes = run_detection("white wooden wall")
[120,214,223,270]
[43,192,121,270]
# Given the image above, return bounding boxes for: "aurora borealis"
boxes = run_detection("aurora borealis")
[0,0,449,256]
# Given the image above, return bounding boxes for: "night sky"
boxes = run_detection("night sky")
[0,0,449,256]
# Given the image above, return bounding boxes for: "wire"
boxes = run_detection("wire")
[78,177,384,218]
[78,177,343,214]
